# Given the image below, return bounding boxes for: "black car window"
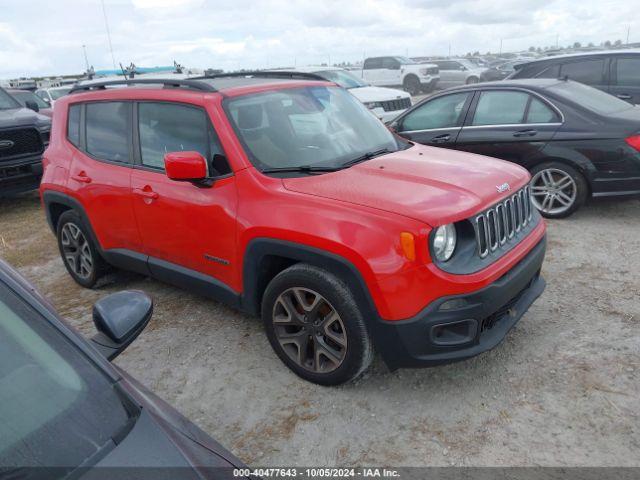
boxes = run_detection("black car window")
[526,97,559,123]
[548,81,632,115]
[11,91,50,109]
[615,58,640,87]
[138,102,230,175]
[472,91,529,126]
[364,58,382,69]
[0,284,137,473]
[67,104,81,146]
[401,93,470,131]
[0,88,20,109]
[536,64,560,79]
[560,59,604,85]
[86,102,130,163]
[382,57,400,69]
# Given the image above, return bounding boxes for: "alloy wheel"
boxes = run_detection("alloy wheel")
[60,223,93,280]
[530,168,577,216]
[272,287,347,373]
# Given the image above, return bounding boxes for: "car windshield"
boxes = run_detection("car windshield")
[226,86,403,172]
[457,59,477,69]
[0,88,20,110]
[11,90,50,109]
[315,69,369,89]
[0,283,138,475]
[548,81,633,115]
[396,56,416,65]
[50,87,71,100]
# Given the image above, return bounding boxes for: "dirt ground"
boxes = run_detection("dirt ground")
[1,191,638,467]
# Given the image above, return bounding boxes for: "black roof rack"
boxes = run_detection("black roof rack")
[194,70,328,82]
[69,78,216,94]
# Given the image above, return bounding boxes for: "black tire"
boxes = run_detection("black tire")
[403,75,421,96]
[466,76,479,84]
[56,210,106,288]
[261,263,373,385]
[530,161,588,219]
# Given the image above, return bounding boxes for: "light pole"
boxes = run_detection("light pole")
[82,44,90,71]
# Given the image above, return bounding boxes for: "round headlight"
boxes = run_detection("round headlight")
[433,224,457,262]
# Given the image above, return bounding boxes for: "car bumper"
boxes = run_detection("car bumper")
[371,236,546,370]
[419,76,439,90]
[0,156,43,196]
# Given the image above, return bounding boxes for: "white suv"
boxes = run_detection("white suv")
[274,66,413,122]
[358,56,439,96]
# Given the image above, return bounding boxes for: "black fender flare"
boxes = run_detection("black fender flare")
[42,191,102,250]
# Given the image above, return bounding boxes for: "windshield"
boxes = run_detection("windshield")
[548,81,633,115]
[50,87,71,100]
[0,284,138,474]
[226,86,402,172]
[0,88,21,110]
[11,90,50,109]
[457,59,477,70]
[396,56,416,65]
[316,69,368,89]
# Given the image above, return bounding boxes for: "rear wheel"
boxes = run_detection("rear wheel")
[403,75,421,96]
[261,264,373,385]
[56,210,106,288]
[466,76,479,84]
[530,162,588,218]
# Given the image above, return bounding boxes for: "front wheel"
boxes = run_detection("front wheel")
[261,264,373,385]
[530,162,588,218]
[403,75,421,96]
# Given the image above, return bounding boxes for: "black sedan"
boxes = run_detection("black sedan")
[0,259,245,479]
[389,79,640,218]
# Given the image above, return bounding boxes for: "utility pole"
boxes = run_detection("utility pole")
[499,39,503,55]
[82,44,90,71]
[627,25,631,45]
[556,33,559,48]
[448,43,451,58]
[100,0,116,69]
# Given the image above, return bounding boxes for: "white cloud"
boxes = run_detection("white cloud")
[0,0,637,78]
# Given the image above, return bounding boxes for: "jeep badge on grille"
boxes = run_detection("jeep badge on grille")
[496,182,511,193]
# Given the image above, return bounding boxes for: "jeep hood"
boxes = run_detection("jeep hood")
[282,144,530,226]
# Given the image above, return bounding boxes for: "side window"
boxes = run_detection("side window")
[401,93,470,131]
[526,97,559,123]
[560,59,604,85]
[536,64,560,79]
[67,105,81,146]
[138,102,230,175]
[382,58,400,70]
[364,58,381,70]
[86,102,130,163]
[615,58,640,87]
[472,91,529,126]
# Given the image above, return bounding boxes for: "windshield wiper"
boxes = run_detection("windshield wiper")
[341,148,393,168]
[261,165,340,174]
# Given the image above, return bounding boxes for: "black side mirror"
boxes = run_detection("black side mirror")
[25,100,40,112]
[90,291,153,361]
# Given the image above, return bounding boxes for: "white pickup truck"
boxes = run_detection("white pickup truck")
[357,56,439,96]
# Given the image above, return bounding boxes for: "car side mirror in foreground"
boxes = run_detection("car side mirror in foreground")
[91,291,153,361]
[25,100,40,112]
[165,151,208,182]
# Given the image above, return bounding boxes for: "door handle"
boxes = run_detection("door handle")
[431,134,451,144]
[133,187,159,200]
[513,129,538,138]
[71,172,91,183]
[617,93,632,100]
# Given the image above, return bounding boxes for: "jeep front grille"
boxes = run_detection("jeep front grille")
[474,186,533,259]
[380,97,411,112]
[0,127,44,161]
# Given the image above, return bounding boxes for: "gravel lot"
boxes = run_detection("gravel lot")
[1,189,638,467]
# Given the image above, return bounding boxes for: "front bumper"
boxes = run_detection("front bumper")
[370,236,546,370]
[0,156,43,196]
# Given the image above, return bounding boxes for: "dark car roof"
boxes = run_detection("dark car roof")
[435,78,566,93]
[514,49,640,69]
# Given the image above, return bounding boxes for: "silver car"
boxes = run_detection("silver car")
[429,59,488,88]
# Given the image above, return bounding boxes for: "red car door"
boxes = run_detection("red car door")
[66,101,143,253]
[130,101,238,290]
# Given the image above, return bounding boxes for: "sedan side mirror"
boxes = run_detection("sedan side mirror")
[25,100,40,112]
[165,151,207,182]
[90,291,153,361]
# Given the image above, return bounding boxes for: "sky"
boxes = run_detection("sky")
[0,0,636,78]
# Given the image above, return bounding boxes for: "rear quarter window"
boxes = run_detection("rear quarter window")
[67,105,81,146]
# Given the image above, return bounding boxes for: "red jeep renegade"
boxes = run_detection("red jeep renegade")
[40,74,547,385]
